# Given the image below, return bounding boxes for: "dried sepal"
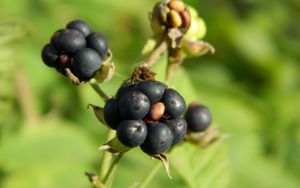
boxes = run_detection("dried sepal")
[87,104,106,125]
[182,40,215,57]
[65,68,82,85]
[85,172,106,188]
[153,153,172,179]
[99,137,131,154]
[185,126,230,148]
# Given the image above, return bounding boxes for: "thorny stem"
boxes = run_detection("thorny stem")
[139,162,161,188]
[90,79,110,102]
[103,154,123,187]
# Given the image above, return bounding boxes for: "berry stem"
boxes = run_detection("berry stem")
[99,129,115,179]
[103,154,123,187]
[139,162,161,188]
[90,80,110,102]
[142,33,167,66]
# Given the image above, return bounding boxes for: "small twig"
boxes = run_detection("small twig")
[139,162,161,188]
[142,33,168,66]
[85,172,106,188]
[103,154,123,187]
[65,68,81,85]
[89,79,110,102]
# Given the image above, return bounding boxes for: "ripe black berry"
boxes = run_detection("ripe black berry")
[117,120,147,147]
[41,44,59,68]
[71,48,102,80]
[166,118,187,146]
[50,29,64,47]
[161,88,186,118]
[66,19,91,37]
[86,32,109,59]
[140,122,173,155]
[103,98,122,130]
[55,29,86,54]
[185,103,212,132]
[116,84,136,99]
[119,91,150,119]
[136,80,166,104]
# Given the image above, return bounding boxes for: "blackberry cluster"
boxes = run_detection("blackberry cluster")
[41,19,109,81]
[104,80,187,155]
[185,102,212,132]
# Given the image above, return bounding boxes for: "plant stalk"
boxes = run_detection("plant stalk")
[139,162,161,188]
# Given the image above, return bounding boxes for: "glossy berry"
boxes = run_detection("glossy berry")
[136,80,166,104]
[185,103,212,132]
[116,84,136,99]
[117,120,147,147]
[41,44,59,67]
[140,122,173,155]
[161,88,186,118]
[66,19,91,37]
[50,29,64,47]
[86,32,109,59]
[166,118,187,146]
[104,98,122,130]
[55,29,86,54]
[71,48,102,80]
[119,91,150,119]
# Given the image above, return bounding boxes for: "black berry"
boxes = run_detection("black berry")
[116,84,136,99]
[117,120,147,147]
[50,29,64,47]
[86,32,109,59]
[136,80,166,104]
[166,118,187,146]
[185,103,212,132]
[41,44,59,68]
[55,29,86,54]
[66,19,91,37]
[104,98,122,130]
[71,48,102,80]
[140,122,173,155]
[161,88,186,118]
[119,91,150,119]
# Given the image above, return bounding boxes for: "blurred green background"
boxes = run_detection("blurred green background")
[1,0,300,187]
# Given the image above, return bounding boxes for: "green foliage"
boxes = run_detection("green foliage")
[0,0,300,188]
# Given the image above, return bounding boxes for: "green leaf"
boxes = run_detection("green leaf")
[169,142,230,188]
[0,123,95,188]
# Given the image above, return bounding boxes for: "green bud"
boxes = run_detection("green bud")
[184,16,207,41]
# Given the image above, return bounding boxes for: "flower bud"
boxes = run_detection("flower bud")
[150,0,191,35]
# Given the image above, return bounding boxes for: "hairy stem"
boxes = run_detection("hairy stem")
[139,162,161,188]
